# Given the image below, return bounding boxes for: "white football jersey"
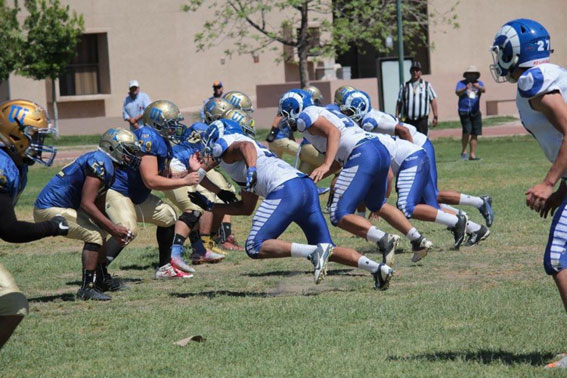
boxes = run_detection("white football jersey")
[217,133,302,197]
[374,133,422,174]
[361,109,427,147]
[516,63,567,174]
[296,106,368,164]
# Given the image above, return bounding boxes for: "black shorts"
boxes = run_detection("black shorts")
[459,111,482,135]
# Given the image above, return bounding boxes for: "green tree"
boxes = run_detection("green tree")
[183,0,458,89]
[18,0,83,134]
[0,0,21,82]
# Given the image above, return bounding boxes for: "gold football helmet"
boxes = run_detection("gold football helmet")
[142,100,186,142]
[303,85,323,105]
[334,85,356,105]
[223,91,254,113]
[222,109,256,137]
[0,99,56,166]
[99,128,141,169]
[203,97,234,123]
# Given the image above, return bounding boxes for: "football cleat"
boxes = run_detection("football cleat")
[411,236,433,263]
[478,196,494,227]
[95,275,129,292]
[373,263,394,291]
[220,234,244,251]
[464,225,491,247]
[76,283,111,301]
[201,235,227,255]
[155,263,193,279]
[545,355,567,369]
[310,243,333,284]
[171,256,196,273]
[377,233,400,267]
[191,250,225,265]
[450,212,468,249]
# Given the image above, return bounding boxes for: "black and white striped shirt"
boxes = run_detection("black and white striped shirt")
[397,79,437,120]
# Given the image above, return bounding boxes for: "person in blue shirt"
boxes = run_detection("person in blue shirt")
[34,128,141,301]
[456,66,486,160]
[122,80,151,132]
[103,101,203,280]
[0,99,69,350]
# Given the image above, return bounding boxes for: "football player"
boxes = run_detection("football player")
[0,100,69,349]
[34,128,141,300]
[342,89,495,228]
[490,19,567,369]
[223,91,254,113]
[278,89,401,266]
[189,120,394,290]
[103,101,202,280]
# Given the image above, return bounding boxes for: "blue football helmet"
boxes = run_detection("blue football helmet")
[201,119,246,160]
[181,121,208,144]
[340,90,371,122]
[490,18,551,83]
[278,89,313,130]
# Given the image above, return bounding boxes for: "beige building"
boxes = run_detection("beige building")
[1,0,566,135]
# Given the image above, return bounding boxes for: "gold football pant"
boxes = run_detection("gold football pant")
[268,138,324,174]
[33,206,107,245]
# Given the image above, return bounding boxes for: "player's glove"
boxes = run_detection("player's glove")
[265,128,277,143]
[217,190,238,204]
[50,215,69,236]
[188,191,214,211]
[245,167,257,192]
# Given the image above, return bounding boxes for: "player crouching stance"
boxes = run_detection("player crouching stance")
[34,128,141,300]
[189,119,394,289]
[0,100,69,349]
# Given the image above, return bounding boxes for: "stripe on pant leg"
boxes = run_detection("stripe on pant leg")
[245,199,282,254]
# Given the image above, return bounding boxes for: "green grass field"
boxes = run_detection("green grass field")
[2,135,566,377]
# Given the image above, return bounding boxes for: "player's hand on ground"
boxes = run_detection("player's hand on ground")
[217,190,238,204]
[310,163,331,183]
[182,171,201,186]
[540,189,565,218]
[188,191,214,211]
[189,154,201,171]
[526,182,554,213]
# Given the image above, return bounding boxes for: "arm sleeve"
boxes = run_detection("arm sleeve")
[456,81,466,92]
[122,98,130,120]
[428,83,437,99]
[0,193,58,243]
[397,84,405,103]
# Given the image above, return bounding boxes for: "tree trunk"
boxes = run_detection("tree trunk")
[297,1,309,88]
[51,79,59,138]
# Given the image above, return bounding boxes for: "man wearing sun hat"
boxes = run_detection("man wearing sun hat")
[122,80,151,132]
[456,65,486,161]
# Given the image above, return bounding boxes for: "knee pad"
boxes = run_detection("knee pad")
[178,211,201,230]
[83,242,102,252]
[244,236,261,259]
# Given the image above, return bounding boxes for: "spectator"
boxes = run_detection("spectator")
[455,65,485,160]
[200,81,224,121]
[122,80,151,132]
[396,61,438,135]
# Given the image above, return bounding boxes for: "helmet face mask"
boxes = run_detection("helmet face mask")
[490,19,551,83]
[278,91,306,132]
[0,99,57,166]
[201,121,225,161]
[143,100,187,143]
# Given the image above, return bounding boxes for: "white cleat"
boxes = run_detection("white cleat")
[310,243,333,284]
[411,236,433,263]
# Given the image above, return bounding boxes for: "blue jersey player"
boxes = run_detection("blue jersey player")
[34,128,141,301]
[0,99,69,349]
[490,19,567,369]
[188,120,394,289]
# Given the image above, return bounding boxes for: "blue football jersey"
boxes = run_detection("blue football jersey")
[35,150,115,210]
[0,148,28,206]
[110,126,172,204]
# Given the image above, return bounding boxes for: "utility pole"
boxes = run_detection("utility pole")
[396,0,405,86]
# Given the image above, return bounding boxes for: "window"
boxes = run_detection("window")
[59,33,110,96]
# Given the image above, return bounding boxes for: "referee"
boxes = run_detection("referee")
[396,61,439,135]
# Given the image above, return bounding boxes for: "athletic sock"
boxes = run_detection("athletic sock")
[459,194,484,208]
[82,269,95,289]
[366,226,386,243]
[96,263,110,282]
[189,231,207,256]
[406,227,422,242]
[440,204,462,214]
[170,234,187,259]
[157,225,175,267]
[217,222,232,243]
[434,210,458,228]
[105,237,124,266]
[290,243,317,258]
[357,256,380,274]
[466,220,482,233]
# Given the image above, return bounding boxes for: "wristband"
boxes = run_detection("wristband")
[197,168,207,183]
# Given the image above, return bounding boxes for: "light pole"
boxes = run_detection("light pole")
[396,0,404,86]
